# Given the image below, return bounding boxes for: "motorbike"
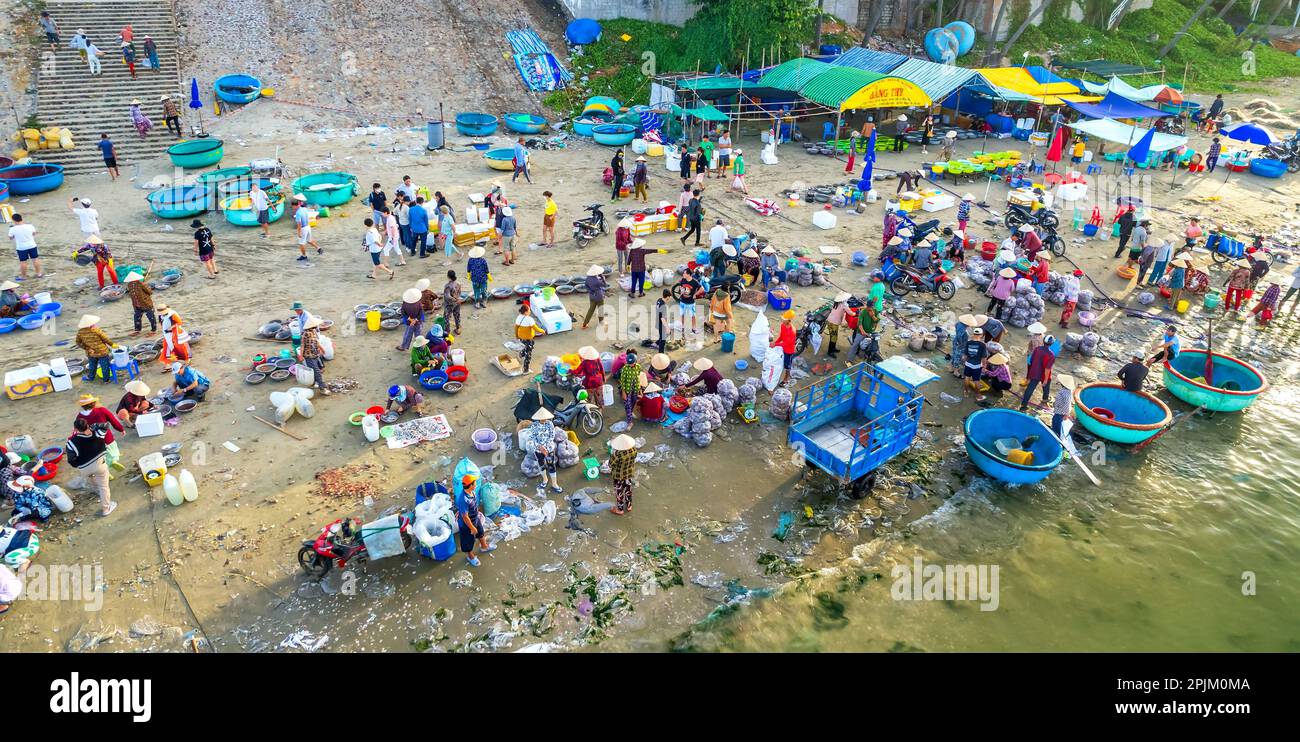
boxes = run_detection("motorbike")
[792,296,864,355]
[1039,226,1067,257]
[1003,202,1060,231]
[888,262,957,300]
[572,203,608,247]
[696,267,746,305]
[514,387,604,437]
[1261,136,1300,173]
[298,514,414,577]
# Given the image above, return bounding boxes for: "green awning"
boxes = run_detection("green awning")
[756,58,836,93]
[671,103,729,122]
[798,66,888,107]
[676,76,743,92]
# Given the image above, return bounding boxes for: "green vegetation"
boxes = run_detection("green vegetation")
[544,0,818,116]
[1009,0,1300,92]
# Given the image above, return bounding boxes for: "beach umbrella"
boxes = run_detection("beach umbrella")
[1153,86,1183,106]
[1219,122,1279,182]
[188,77,205,134]
[1127,126,1155,166]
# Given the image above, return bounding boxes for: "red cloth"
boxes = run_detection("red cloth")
[1021,230,1042,258]
[1046,127,1066,162]
[1027,345,1055,382]
[1032,260,1050,283]
[78,405,125,444]
[639,394,665,421]
[614,227,631,252]
[577,359,604,389]
[773,323,796,354]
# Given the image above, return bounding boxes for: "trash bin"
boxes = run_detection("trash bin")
[426,120,445,150]
[720,332,736,353]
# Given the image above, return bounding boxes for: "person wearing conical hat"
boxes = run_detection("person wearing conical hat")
[84,233,115,289]
[683,356,722,393]
[647,351,676,383]
[626,237,666,299]
[614,216,634,275]
[0,280,33,318]
[1165,250,1195,311]
[576,345,605,395]
[708,286,734,335]
[1224,256,1252,313]
[121,39,137,79]
[1049,374,1077,438]
[759,244,781,288]
[75,315,115,383]
[987,267,1017,321]
[771,309,798,387]
[128,97,152,138]
[125,270,156,336]
[982,352,1014,393]
[609,433,640,515]
[1019,324,1056,412]
[581,265,609,331]
[632,154,650,202]
[639,381,665,422]
[117,378,155,427]
[78,391,125,473]
[525,407,563,496]
[398,286,425,352]
[617,349,646,427]
[296,316,330,395]
[738,246,761,285]
[408,335,435,374]
[156,303,191,370]
[466,245,490,309]
[950,314,977,377]
[1031,251,1052,294]
[823,291,853,359]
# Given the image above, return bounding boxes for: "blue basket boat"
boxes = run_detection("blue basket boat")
[0,163,64,196]
[195,166,252,189]
[291,171,357,207]
[455,112,499,137]
[483,148,516,171]
[166,138,224,169]
[1249,158,1286,178]
[214,74,262,104]
[1073,382,1172,445]
[963,409,1063,485]
[222,192,285,226]
[216,176,279,199]
[147,184,209,218]
[0,182,9,203]
[571,117,608,137]
[1162,350,1268,412]
[592,123,637,146]
[503,112,546,134]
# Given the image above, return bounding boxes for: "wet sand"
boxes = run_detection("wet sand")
[2,98,1298,652]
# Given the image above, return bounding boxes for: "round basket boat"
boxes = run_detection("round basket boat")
[0,163,64,196]
[455,112,499,137]
[963,409,1063,485]
[214,74,262,105]
[146,184,210,218]
[291,171,358,207]
[1162,349,1269,412]
[503,112,546,134]
[484,148,516,171]
[222,192,286,226]
[216,176,278,199]
[167,139,224,169]
[592,123,637,146]
[1072,382,1172,445]
[572,117,606,137]
[195,166,252,188]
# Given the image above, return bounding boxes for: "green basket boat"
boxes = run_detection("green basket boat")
[167,139,224,169]
[195,166,252,188]
[291,171,358,207]
[222,192,285,226]
[1162,350,1269,412]
[1073,382,1173,445]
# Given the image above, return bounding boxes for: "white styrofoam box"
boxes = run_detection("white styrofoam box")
[665,151,681,171]
[48,357,72,392]
[1082,150,1093,162]
[1057,182,1088,202]
[467,192,485,205]
[136,412,164,438]
[465,206,479,225]
[922,193,956,212]
[477,206,490,223]
[812,210,838,230]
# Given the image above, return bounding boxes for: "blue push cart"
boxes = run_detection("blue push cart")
[788,356,938,498]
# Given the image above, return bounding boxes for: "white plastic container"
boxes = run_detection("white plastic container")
[465,205,479,225]
[32,291,52,306]
[162,474,183,506]
[631,138,648,154]
[135,413,164,438]
[812,209,837,230]
[600,383,615,407]
[449,348,466,366]
[44,484,74,513]
[294,363,314,385]
[179,469,198,502]
[866,189,879,203]
[600,352,614,374]
[362,414,380,442]
[665,150,681,172]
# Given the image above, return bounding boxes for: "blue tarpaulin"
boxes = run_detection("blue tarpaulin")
[565,18,602,45]
[1065,91,1170,120]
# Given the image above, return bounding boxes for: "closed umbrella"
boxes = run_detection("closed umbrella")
[857,128,877,193]
[188,77,205,135]
[1127,126,1155,166]
[1046,125,1066,162]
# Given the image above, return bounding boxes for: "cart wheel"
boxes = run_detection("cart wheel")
[848,472,877,500]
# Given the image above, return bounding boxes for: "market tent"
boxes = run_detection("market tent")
[1056,59,1163,77]
[670,103,730,122]
[757,58,837,93]
[976,66,1098,105]
[889,58,996,104]
[758,58,931,109]
[673,75,791,100]
[1077,75,1166,101]
[1025,65,1074,86]
[1064,90,1171,119]
[831,47,909,74]
[1066,118,1188,152]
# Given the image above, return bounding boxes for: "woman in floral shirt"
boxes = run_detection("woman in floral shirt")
[618,350,645,427]
[609,434,638,515]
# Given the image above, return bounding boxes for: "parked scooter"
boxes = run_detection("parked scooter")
[888,262,957,300]
[298,513,414,577]
[572,203,607,247]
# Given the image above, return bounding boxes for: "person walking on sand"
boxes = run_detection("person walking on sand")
[499,206,518,266]
[1205,137,1222,173]
[381,206,406,266]
[1059,269,1082,327]
[680,189,704,247]
[1020,336,1055,411]
[609,434,639,515]
[920,114,934,154]
[69,197,100,240]
[467,245,490,309]
[618,350,645,428]
[192,218,218,277]
[124,272,156,335]
[365,183,387,226]
[514,302,544,373]
[542,191,558,248]
[292,196,319,261]
[716,129,732,179]
[610,149,626,201]
[771,309,798,386]
[408,196,429,258]
[98,134,119,180]
[456,474,496,568]
[297,316,331,395]
[85,235,113,289]
[442,270,463,335]
[632,155,649,202]
[512,137,532,183]
[160,94,181,137]
[7,214,43,281]
[362,217,394,280]
[581,264,608,330]
[614,217,632,275]
[249,181,271,239]
[731,149,748,194]
[1224,258,1252,313]
[438,205,461,262]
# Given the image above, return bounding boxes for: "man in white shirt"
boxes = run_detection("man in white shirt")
[381,206,407,266]
[291,196,318,260]
[362,217,393,280]
[69,197,100,238]
[249,182,271,239]
[395,195,412,255]
[6,213,43,281]
[395,175,418,202]
[708,218,729,249]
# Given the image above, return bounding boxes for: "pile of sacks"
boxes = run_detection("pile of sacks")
[672,393,727,447]
[1041,273,1069,306]
[716,378,740,409]
[1063,331,1105,356]
[769,387,793,420]
[1003,283,1046,328]
[965,257,996,288]
[795,262,816,287]
[1077,289,1094,312]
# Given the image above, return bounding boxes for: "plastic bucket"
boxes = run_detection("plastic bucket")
[1203,291,1221,310]
[1082,223,1099,237]
[472,427,498,452]
[720,332,736,353]
[366,310,381,331]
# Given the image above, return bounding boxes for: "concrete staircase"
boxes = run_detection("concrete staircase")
[34,0,183,174]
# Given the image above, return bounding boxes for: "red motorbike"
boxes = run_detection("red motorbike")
[297,514,413,577]
[887,262,957,300]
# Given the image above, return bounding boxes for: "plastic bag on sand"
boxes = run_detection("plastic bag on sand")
[480,482,502,517]
[359,514,407,560]
[288,386,315,399]
[274,399,296,424]
[749,311,770,363]
[318,334,335,360]
[761,348,783,391]
[294,394,316,418]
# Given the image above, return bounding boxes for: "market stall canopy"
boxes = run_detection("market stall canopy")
[976,66,1098,104]
[1220,122,1280,146]
[672,75,791,100]
[1066,118,1188,152]
[758,57,931,109]
[1064,90,1171,119]
[830,47,909,74]
[1077,75,1167,101]
[1055,59,1163,77]
[889,58,996,103]
[669,103,730,122]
